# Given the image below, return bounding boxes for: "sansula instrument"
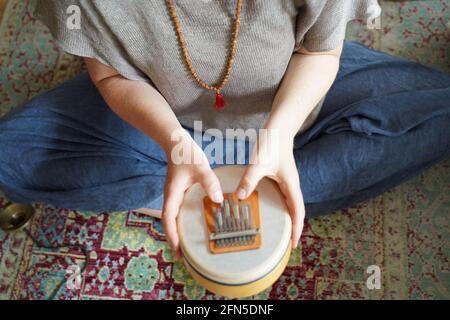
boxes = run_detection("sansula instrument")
[178,166,292,298]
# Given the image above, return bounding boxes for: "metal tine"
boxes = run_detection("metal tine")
[233,202,240,230]
[224,201,232,246]
[216,206,224,247]
[239,203,247,245]
[219,201,224,246]
[222,203,229,247]
[233,199,241,246]
[247,204,255,245]
[239,203,246,229]
[220,207,227,248]
[230,200,237,231]
[226,199,238,246]
[233,202,242,246]
[213,207,219,231]
[224,200,231,229]
[242,202,249,246]
[230,199,239,246]
[229,198,236,246]
[239,203,248,245]
[217,202,224,247]
[245,205,252,244]
[213,207,222,248]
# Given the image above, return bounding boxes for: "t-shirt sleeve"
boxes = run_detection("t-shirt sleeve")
[295,0,381,52]
[34,0,151,83]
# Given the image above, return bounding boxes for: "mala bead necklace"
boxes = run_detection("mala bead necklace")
[167,0,243,111]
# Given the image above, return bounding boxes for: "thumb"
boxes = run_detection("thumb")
[198,169,224,204]
[236,165,265,200]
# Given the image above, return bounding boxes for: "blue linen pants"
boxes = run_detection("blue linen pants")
[0,42,449,218]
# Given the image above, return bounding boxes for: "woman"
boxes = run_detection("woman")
[0,0,449,259]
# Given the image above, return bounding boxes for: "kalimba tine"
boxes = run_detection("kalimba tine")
[178,165,292,298]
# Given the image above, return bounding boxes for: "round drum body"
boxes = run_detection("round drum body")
[178,166,292,298]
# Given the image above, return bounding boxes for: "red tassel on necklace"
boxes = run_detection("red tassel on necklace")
[215,92,225,111]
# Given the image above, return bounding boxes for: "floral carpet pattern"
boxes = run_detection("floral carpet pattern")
[0,0,449,300]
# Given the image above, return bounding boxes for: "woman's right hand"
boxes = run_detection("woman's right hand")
[162,133,223,259]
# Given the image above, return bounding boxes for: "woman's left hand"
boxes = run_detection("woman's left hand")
[235,133,305,248]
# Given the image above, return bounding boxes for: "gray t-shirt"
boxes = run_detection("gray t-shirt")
[34,0,379,132]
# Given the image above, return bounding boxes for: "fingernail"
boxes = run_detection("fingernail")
[237,188,247,199]
[212,191,224,203]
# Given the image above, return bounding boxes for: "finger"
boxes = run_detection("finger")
[279,175,305,249]
[235,165,265,200]
[198,168,223,203]
[162,178,188,259]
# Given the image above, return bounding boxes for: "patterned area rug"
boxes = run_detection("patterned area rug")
[0,0,449,300]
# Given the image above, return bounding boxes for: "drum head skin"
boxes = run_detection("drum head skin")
[178,166,292,296]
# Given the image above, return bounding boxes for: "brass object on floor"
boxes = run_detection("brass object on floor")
[0,203,35,231]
